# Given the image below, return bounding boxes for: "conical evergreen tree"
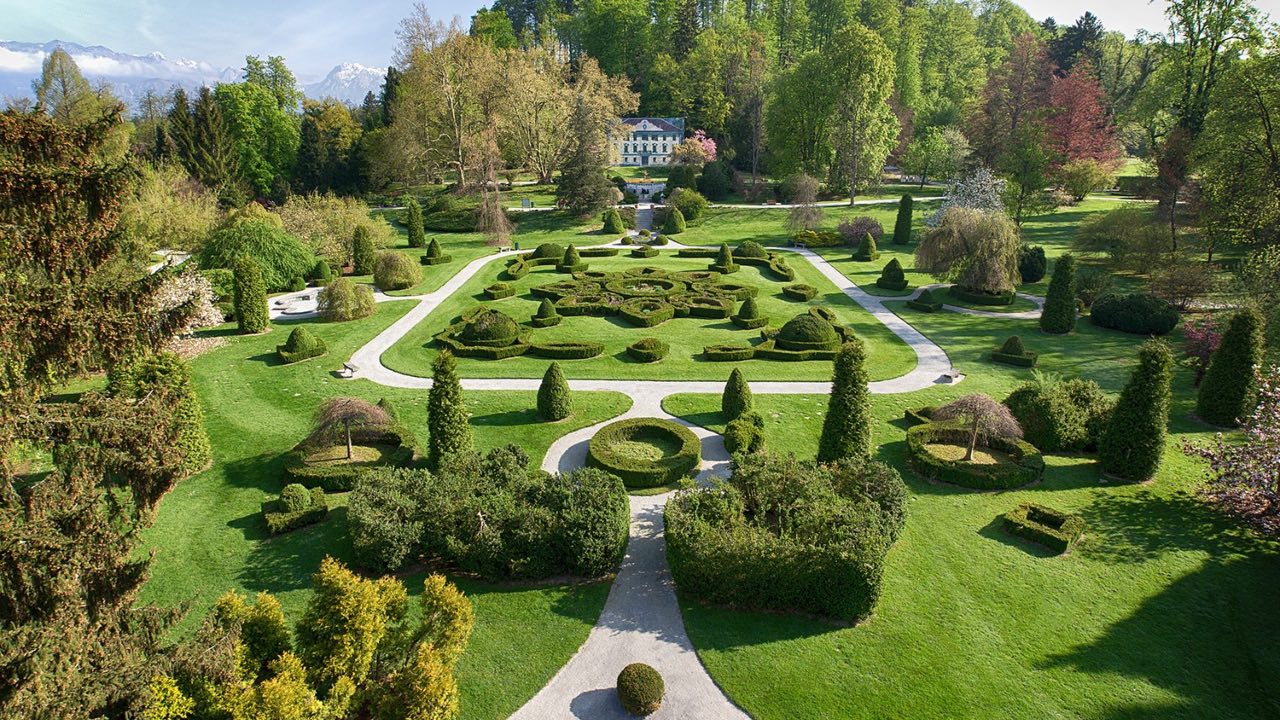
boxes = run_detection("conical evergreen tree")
[232,254,269,334]
[603,208,625,234]
[562,244,581,267]
[404,197,426,248]
[854,232,879,261]
[189,87,241,200]
[536,298,558,319]
[1197,307,1264,427]
[893,193,914,244]
[537,362,572,421]
[738,297,760,320]
[1098,339,1173,482]
[817,339,872,461]
[556,96,613,215]
[426,237,444,260]
[664,207,687,234]
[1040,254,1077,334]
[352,225,375,274]
[428,350,473,470]
[722,368,753,421]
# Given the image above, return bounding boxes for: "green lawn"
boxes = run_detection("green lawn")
[139,303,632,719]
[662,306,1280,719]
[379,253,917,382]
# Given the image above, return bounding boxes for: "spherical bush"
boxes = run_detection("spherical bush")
[373,251,421,291]
[617,663,664,716]
[280,483,310,513]
[777,313,839,350]
[733,240,769,259]
[460,309,520,345]
[533,242,564,259]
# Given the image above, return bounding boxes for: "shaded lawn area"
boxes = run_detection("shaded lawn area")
[661,305,1280,719]
[139,302,632,719]
[379,253,917,382]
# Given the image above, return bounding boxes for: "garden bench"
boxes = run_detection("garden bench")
[340,362,358,378]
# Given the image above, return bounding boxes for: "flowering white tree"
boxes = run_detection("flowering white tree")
[151,269,223,336]
[928,166,1007,226]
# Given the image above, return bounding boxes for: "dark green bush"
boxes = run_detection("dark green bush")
[286,275,306,292]
[352,225,375,275]
[199,214,314,291]
[532,242,564,259]
[877,258,909,291]
[710,243,738,274]
[1098,339,1173,482]
[263,484,327,535]
[421,237,451,265]
[702,343,755,361]
[587,418,701,489]
[537,362,571,421]
[818,339,871,461]
[668,187,708,221]
[1090,293,1179,335]
[734,241,769,259]
[530,298,562,328]
[698,159,733,200]
[617,663,664,716]
[722,368,753,421]
[602,208,625,234]
[893,194,913,244]
[311,259,333,285]
[1019,245,1047,283]
[618,298,675,327]
[631,246,659,258]
[578,247,620,257]
[906,421,1045,489]
[732,297,768,329]
[276,327,327,364]
[403,196,426,248]
[651,234,669,246]
[663,207,686,234]
[557,245,587,273]
[1002,503,1084,554]
[724,411,765,455]
[1040,254,1078,334]
[949,285,1015,306]
[783,283,818,301]
[627,337,669,362]
[232,255,269,334]
[677,247,719,259]
[317,277,374,321]
[992,335,1037,367]
[484,282,516,300]
[776,313,840,351]
[528,341,605,359]
[853,232,880,261]
[1004,377,1113,452]
[1196,308,1264,427]
[907,287,942,312]
[109,352,211,478]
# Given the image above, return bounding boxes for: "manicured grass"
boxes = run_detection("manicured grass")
[673,204,905,247]
[662,306,1280,719]
[139,303,632,718]
[379,253,916,382]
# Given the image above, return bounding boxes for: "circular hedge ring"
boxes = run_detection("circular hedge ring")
[588,418,701,489]
[619,298,675,327]
[627,338,669,362]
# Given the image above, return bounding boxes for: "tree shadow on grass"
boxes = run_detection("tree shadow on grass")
[247,351,286,367]
[472,407,539,427]
[1071,489,1267,564]
[976,516,1059,558]
[238,506,354,595]
[671,409,723,433]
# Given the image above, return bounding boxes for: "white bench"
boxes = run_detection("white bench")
[340,362,358,378]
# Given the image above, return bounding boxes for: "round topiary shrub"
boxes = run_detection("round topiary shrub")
[732,297,768,329]
[627,338,669,363]
[617,663,664,716]
[318,277,375,321]
[724,411,766,455]
[287,276,306,292]
[373,251,421,291]
[853,232,880,261]
[1002,336,1026,355]
[460,308,521,346]
[280,483,310,513]
[532,242,564,260]
[276,326,327,363]
[588,418,701,489]
[484,282,516,299]
[776,313,840,351]
[782,283,818,301]
[734,241,769,259]
[1019,245,1047,283]
[876,258,908,291]
[311,258,333,286]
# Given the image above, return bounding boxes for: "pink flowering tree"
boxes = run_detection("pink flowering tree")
[672,130,717,165]
[1181,316,1222,386]
[1186,366,1280,534]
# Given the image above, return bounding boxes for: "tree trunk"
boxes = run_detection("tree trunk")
[965,417,979,462]
[345,419,353,460]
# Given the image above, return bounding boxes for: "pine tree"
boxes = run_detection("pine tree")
[818,339,872,461]
[1197,307,1264,427]
[428,350,473,469]
[893,193,914,244]
[189,87,242,201]
[1099,339,1174,482]
[722,368,753,421]
[537,362,572,421]
[233,254,269,334]
[1040,254,1078,334]
[352,225,375,274]
[404,197,426,248]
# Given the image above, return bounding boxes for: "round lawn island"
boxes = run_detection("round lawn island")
[587,418,702,490]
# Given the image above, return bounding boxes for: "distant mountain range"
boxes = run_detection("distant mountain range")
[0,40,386,108]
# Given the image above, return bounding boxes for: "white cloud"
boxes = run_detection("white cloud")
[0,47,43,73]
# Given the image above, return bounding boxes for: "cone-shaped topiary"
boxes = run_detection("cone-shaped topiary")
[232,254,269,334]
[404,196,426,248]
[352,225,375,274]
[1040,254,1077,334]
[893,194,913,244]
[722,368,753,421]
[603,207,625,234]
[311,258,333,285]
[536,298,558,319]
[854,232,880,261]
[277,326,327,363]
[617,663,664,716]
[818,338,872,462]
[1197,307,1264,427]
[1098,339,1173,482]
[663,207,686,234]
[428,350,474,470]
[1000,336,1026,355]
[877,258,908,290]
[426,238,443,259]
[738,297,760,320]
[537,362,572,421]
[712,242,738,272]
[559,244,583,272]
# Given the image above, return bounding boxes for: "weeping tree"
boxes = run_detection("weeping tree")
[308,397,390,460]
[933,394,1023,461]
[915,207,1021,295]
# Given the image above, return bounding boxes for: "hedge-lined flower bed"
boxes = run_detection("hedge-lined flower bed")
[906,421,1044,490]
[627,337,669,362]
[282,425,418,492]
[1002,503,1085,554]
[619,298,676,327]
[587,417,701,489]
[435,306,532,358]
[703,343,756,361]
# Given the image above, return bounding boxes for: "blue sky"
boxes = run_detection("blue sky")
[0,0,1274,80]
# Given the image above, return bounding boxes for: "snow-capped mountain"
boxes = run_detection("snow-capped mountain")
[303,63,386,105]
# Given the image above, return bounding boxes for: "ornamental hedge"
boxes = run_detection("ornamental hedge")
[1002,503,1084,554]
[734,241,769,259]
[992,335,1037,367]
[783,283,818,301]
[282,425,418,492]
[627,337,669,362]
[263,484,328,534]
[537,362,571,421]
[557,245,587,273]
[877,258,909,291]
[853,232,880,261]
[950,285,1015,306]
[663,207,686,234]
[893,194,913,244]
[665,452,905,621]
[617,664,664,716]
[731,297,768,329]
[421,238,452,265]
[530,298,562,327]
[435,307,531,359]
[906,421,1045,490]
[1090,293,1179,335]
[703,343,756,361]
[907,287,943,312]
[710,244,739,274]
[631,245,659,258]
[528,341,605,359]
[484,282,516,299]
[232,255,269,334]
[676,247,719,258]
[618,298,676,327]
[602,208,625,234]
[349,447,628,579]
[587,418,701,489]
[578,247,620,257]
[817,339,872,462]
[276,326,327,364]
[1098,339,1173,482]
[1019,245,1047,283]
[724,411,766,455]
[722,368,753,421]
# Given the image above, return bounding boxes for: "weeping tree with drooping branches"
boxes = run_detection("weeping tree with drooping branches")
[915,207,1022,295]
[308,397,391,460]
[933,394,1024,462]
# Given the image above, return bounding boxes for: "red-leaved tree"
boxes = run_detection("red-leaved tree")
[968,33,1054,167]
[1047,63,1122,167]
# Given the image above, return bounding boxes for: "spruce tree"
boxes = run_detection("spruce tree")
[664,207,686,234]
[722,368,753,421]
[428,350,473,470]
[556,95,613,215]
[1197,307,1264,427]
[404,197,426,248]
[1098,339,1174,482]
[1040,254,1077,334]
[352,225,375,275]
[818,339,872,462]
[537,362,572,421]
[232,254,269,334]
[893,193,913,244]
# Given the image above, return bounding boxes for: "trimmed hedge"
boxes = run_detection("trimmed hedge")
[703,343,756,361]
[373,251,421,291]
[631,246,659,258]
[893,194,913,244]
[530,298,562,328]
[731,297,768,329]
[734,241,769,259]
[676,247,719,258]
[276,326,327,364]
[1196,307,1264,427]
[775,313,841,351]
[484,282,516,299]
[906,421,1045,490]
[1002,503,1085,554]
[617,663,663,716]
[537,362,572,421]
[1090,293,1179,335]
[587,418,701,489]
[907,287,943,312]
[950,285,1015,306]
[903,406,936,427]
[783,283,818,301]
[263,485,328,534]
[578,247,620,257]
[1098,339,1173,482]
[421,238,451,265]
[876,258,909,291]
[529,341,605,359]
[724,411,766,455]
[1040,254,1078,334]
[992,336,1038,367]
[436,307,532,359]
[627,337,669,363]
[618,298,675,327]
[282,426,417,492]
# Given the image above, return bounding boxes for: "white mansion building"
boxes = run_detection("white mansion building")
[615,117,686,166]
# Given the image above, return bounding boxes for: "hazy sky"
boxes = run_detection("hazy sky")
[1,0,1277,80]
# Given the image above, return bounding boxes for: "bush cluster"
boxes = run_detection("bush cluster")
[373,251,421,291]
[587,418,701,489]
[627,337,669,362]
[1004,377,1112,452]
[724,411,765,455]
[276,327,327,364]
[263,484,328,534]
[667,187,708,221]
[666,452,906,621]
[791,229,843,247]
[617,664,664,716]
[349,446,629,579]
[1090,293,1179,335]
[1002,503,1085,554]
[318,277,375,321]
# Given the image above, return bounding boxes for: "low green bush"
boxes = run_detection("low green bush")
[1002,503,1085,554]
[731,297,768,329]
[783,283,818,301]
[627,337,669,363]
[318,278,375,321]
[903,406,936,427]
[421,238,452,265]
[617,663,664,716]
[286,276,306,292]
[263,484,328,534]
[950,285,1015,306]
[724,411,765,455]
[528,341,605,359]
[311,260,334,285]
[703,343,756,361]
[907,287,943,312]
[734,241,769,259]
[992,335,1037,367]
[852,232,880,261]
[791,229,844,247]
[1004,377,1112,453]
[484,282,516,300]
[676,247,718,259]
[905,421,1044,490]
[587,418,701,489]
[530,298,562,328]
[631,246,659,258]
[1089,292,1179,335]
[276,326,327,364]
[602,208,625,234]
[578,247,620,258]
[557,245,587,273]
[1019,246,1047,283]
[876,259,909,291]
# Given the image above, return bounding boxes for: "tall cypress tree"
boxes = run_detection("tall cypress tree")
[537,362,572,421]
[1040,254,1077,334]
[722,368,753,421]
[404,197,426,248]
[352,225,375,274]
[428,350,473,470]
[893,193,914,244]
[1099,339,1174,482]
[818,339,872,462]
[1197,307,1264,427]
[232,254,269,334]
